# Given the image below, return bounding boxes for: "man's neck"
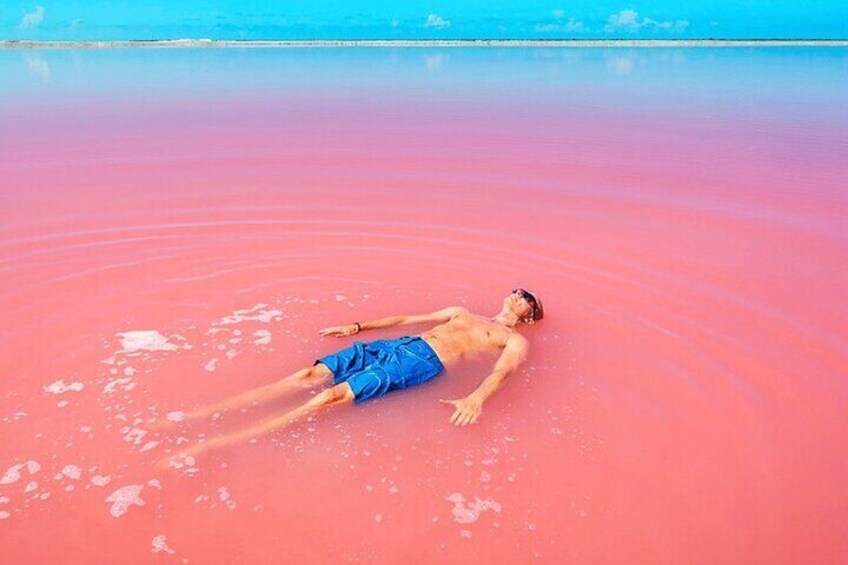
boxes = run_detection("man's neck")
[491,310,519,328]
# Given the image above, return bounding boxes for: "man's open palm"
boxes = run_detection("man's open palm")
[439,397,482,426]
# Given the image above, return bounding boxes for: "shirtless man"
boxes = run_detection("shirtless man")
[169,288,543,461]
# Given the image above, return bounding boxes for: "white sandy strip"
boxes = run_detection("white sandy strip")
[3,39,847,48]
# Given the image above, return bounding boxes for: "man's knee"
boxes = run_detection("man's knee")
[311,363,332,379]
[291,364,331,387]
[312,383,354,406]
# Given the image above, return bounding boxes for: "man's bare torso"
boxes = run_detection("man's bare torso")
[419,310,515,367]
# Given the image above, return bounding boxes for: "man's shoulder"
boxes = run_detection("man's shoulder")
[506,331,529,349]
[441,305,469,318]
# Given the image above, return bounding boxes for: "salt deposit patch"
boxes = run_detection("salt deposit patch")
[252,330,272,346]
[140,441,160,453]
[43,379,84,394]
[151,535,176,554]
[1,460,40,485]
[218,486,236,511]
[166,411,185,423]
[105,485,145,518]
[116,331,191,354]
[122,427,148,445]
[91,475,111,487]
[103,376,135,394]
[214,304,283,325]
[61,465,82,480]
[445,492,502,524]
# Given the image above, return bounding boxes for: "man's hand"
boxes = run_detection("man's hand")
[318,324,360,338]
[439,396,483,426]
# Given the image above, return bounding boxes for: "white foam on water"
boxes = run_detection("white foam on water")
[166,411,185,423]
[225,349,238,360]
[39,492,50,500]
[335,294,347,302]
[91,475,111,487]
[1,460,40,485]
[214,304,283,325]
[252,330,272,346]
[151,534,176,554]
[445,492,502,524]
[116,331,191,354]
[105,484,145,518]
[43,379,84,394]
[204,359,218,372]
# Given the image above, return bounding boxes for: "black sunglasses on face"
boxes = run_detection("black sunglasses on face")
[512,288,538,319]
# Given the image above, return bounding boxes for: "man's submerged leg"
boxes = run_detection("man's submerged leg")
[173,382,355,461]
[175,363,334,424]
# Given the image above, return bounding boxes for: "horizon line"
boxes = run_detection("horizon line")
[2,39,848,49]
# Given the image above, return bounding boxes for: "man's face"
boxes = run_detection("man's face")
[505,290,533,321]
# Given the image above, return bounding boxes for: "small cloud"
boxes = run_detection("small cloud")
[70,18,83,30]
[19,6,45,30]
[390,19,399,28]
[552,8,565,19]
[425,13,451,29]
[564,17,584,32]
[535,17,584,33]
[605,9,688,33]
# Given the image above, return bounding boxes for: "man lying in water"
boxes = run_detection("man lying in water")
[166,288,543,462]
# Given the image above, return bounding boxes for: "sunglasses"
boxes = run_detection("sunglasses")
[512,288,538,320]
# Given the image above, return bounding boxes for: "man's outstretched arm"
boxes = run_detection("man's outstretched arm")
[440,333,529,426]
[319,306,466,337]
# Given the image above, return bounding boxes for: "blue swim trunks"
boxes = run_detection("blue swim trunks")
[314,335,445,404]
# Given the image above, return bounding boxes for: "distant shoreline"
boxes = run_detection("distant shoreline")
[2,39,847,49]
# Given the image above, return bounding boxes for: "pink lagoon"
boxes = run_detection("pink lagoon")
[1,46,847,564]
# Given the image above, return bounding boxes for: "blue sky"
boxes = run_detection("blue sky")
[3,1,847,40]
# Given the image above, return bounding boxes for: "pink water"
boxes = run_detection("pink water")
[1,48,847,564]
